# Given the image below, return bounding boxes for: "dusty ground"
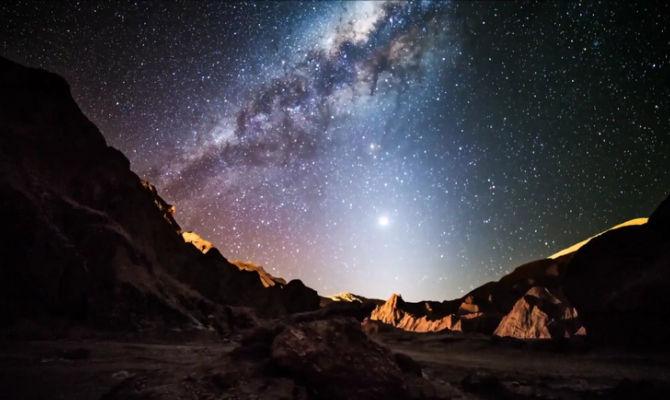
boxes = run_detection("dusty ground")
[1,331,670,399]
[0,339,235,399]
[376,330,670,399]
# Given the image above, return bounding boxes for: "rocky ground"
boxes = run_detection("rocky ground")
[376,330,670,399]
[2,326,670,399]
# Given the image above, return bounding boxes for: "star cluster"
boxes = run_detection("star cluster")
[2,1,668,300]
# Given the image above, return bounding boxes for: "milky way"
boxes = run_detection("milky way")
[3,1,669,300]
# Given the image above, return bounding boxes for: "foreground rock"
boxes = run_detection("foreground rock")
[493,286,584,339]
[271,318,407,399]
[0,56,318,338]
[228,317,454,399]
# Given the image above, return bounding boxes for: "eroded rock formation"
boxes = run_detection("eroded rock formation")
[493,286,584,339]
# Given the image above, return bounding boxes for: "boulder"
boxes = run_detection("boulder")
[270,318,408,399]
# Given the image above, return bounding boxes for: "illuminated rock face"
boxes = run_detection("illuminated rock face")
[182,231,214,254]
[370,294,464,333]
[493,286,584,340]
[0,57,318,335]
[327,292,372,303]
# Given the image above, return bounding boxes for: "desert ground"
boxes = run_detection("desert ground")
[2,329,670,399]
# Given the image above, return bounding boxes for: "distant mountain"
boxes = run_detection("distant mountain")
[0,57,319,338]
[323,292,384,305]
[370,204,670,346]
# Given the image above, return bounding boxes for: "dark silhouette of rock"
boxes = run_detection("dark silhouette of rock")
[0,56,318,336]
[493,286,584,339]
[563,195,670,348]
[271,318,408,399]
[230,260,287,287]
[649,194,670,233]
[230,317,446,399]
[548,218,648,259]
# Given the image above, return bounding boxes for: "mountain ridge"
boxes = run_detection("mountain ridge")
[369,211,670,345]
[0,56,319,338]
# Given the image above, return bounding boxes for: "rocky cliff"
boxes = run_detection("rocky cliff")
[0,57,318,337]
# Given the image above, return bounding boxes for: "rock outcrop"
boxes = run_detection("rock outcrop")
[230,260,287,287]
[493,286,584,339]
[181,231,214,254]
[0,57,318,336]
[182,224,317,309]
[324,292,382,304]
[370,294,462,333]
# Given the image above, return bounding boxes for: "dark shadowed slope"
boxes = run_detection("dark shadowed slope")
[563,196,670,347]
[0,57,318,338]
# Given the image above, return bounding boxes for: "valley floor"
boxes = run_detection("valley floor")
[2,332,670,399]
[377,330,670,399]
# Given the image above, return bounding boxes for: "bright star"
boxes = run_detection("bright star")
[378,215,390,227]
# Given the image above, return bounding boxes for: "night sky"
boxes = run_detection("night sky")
[2,1,669,301]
